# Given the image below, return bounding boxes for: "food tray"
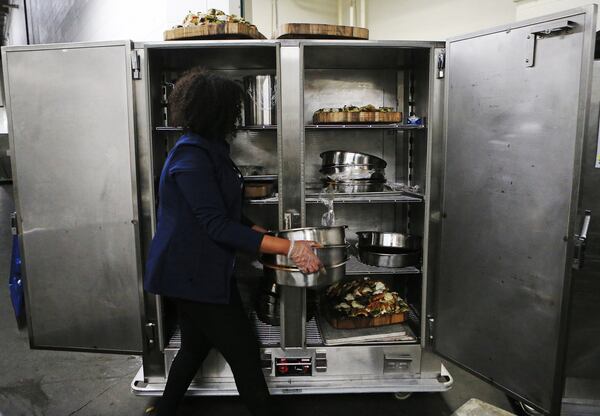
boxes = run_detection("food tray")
[313,111,402,124]
[164,22,266,40]
[318,312,416,345]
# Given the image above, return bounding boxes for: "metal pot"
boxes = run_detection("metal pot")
[262,261,346,287]
[255,277,316,326]
[320,150,387,169]
[244,75,276,126]
[355,231,422,268]
[262,243,350,268]
[274,225,347,245]
[323,180,385,193]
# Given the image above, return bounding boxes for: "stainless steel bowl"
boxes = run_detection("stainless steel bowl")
[320,150,387,169]
[357,248,420,268]
[323,180,385,193]
[319,165,386,181]
[355,232,422,268]
[263,261,346,287]
[356,231,422,250]
[262,244,350,268]
[275,226,347,246]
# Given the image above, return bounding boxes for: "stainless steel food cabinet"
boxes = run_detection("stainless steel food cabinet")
[2,6,596,415]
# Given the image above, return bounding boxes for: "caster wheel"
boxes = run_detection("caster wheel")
[508,397,543,416]
[393,392,413,401]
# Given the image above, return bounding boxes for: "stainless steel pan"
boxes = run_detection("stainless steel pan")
[355,231,422,268]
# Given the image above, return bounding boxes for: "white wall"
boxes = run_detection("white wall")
[366,0,517,41]
[23,0,232,44]
[247,0,340,38]
[515,0,599,28]
[16,0,589,45]
[5,0,28,46]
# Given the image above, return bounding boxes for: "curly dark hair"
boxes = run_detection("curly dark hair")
[169,67,243,139]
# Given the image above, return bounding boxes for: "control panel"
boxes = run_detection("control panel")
[275,357,312,377]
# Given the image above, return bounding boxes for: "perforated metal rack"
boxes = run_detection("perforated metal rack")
[167,312,325,348]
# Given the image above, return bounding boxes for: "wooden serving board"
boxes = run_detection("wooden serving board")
[164,23,266,41]
[313,111,402,124]
[277,23,369,40]
[326,310,407,329]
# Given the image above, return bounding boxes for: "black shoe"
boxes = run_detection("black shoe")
[143,405,157,415]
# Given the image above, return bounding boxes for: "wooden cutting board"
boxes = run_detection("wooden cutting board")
[326,310,407,329]
[277,23,369,40]
[313,111,402,124]
[164,23,266,40]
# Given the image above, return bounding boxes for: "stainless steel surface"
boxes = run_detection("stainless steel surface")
[275,225,347,245]
[244,75,276,126]
[435,7,596,415]
[357,249,420,269]
[561,60,600,412]
[2,41,143,352]
[263,261,346,287]
[320,150,387,169]
[278,44,306,349]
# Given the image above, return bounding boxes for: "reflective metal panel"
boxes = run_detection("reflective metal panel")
[3,42,143,352]
[435,8,595,414]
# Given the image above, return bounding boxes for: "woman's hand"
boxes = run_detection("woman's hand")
[287,240,323,274]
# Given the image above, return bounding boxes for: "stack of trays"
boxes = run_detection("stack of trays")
[319,150,387,193]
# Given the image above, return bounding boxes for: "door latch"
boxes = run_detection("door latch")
[283,209,300,230]
[427,315,435,343]
[10,212,17,235]
[573,210,591,270]
[525,19,575,67]
[436,50,446,79]
[131,50,141,80]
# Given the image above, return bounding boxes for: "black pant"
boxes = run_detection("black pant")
[156,291,273,415]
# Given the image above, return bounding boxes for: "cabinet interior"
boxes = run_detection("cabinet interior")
[145,44,432,351]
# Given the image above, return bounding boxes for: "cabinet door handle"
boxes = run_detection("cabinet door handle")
[573,210,591,270]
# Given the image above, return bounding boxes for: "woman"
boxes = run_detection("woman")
[143,68,322,416]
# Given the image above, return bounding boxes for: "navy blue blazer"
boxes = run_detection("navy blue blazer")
[143,132,264,303]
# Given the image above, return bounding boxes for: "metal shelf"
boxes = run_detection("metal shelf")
[345,255,421,276]
[244,196,279,205]
[306,124,426,131]
[155,125,277,132]
[306,190,423,204]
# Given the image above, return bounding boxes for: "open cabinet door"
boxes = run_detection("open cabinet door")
[2,41,143,353]
[434,6,596,415]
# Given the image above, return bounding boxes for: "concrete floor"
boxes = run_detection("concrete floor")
[0,183,517,415]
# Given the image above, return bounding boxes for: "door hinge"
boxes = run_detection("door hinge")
[144,322,156,348]
[10,212,17,235]
[427,315,435,343]
[436,50,445,79]
[131,50,141,80]
[525,19,575,67]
